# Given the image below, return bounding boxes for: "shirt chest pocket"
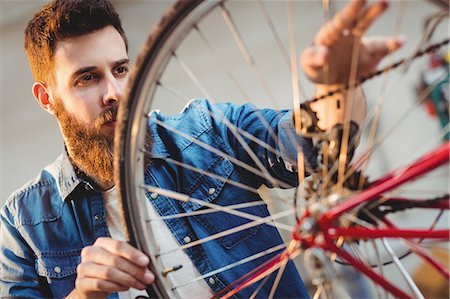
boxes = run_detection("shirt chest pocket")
[181,153,267,249]
[35,250,81,298]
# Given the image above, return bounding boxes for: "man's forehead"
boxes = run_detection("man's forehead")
[53,26,128,75]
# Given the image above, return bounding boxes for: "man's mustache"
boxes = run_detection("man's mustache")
[95,106,118,128]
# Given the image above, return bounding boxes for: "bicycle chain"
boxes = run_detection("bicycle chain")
[298,39,450,136]
[307,38,450,104]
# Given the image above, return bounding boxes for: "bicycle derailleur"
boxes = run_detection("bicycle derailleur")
[297,101,370,202]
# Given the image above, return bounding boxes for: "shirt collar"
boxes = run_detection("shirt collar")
[44,149,82,201]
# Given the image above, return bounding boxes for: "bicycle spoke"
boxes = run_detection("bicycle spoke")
[358,1,407,188]
[287,0,307,186]
[220,2,275,104]
[349,243,368,264]
[268,246,290,299]
[402,238,450,278]
[258,0,289,69]
[157,80,189,100]
[418,241,449,251]
[361,240,384,299]
[151,201,266,221]
[317,0,333,200]
[396,189,449,194]
[172,53,214,99]
[249,275,271,299]
[312,287,324,299]
[335,28,361,193]
[172,243,287,290]
[381,238,425,299]
[370,239,389,299]
[194,26,251,101]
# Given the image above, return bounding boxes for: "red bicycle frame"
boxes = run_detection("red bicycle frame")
[218,141,449,299]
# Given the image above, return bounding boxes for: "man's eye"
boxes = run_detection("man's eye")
[115,66,129,75]
[76,74,96,86]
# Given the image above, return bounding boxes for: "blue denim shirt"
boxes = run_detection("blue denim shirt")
[1,99,314,298]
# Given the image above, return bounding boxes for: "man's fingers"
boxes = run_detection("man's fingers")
[332,0,367,32]
[75,276,129,294]
[363,36,405,58]
[77,262,149,290]
[300,46,330,83]
[93,237,149,267]
[354,1,389,35]
[80,244,155,286]
[300,46,329,67]
[315,0,389,45]
[315,0,366,45]
[103,255,155,286]
[314,22,340,46]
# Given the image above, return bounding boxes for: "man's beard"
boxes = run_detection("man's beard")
[54,99,117,185]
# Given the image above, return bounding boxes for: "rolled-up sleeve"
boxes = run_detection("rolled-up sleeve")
[196,99,317,188]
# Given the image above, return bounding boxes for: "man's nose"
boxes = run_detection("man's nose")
[103,76,123,106]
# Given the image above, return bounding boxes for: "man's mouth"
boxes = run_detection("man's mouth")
[103,120,116,128]
[97,107,118,130]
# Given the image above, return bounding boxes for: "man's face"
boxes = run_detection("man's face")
[52,25,129,138]
[49,26,129,185]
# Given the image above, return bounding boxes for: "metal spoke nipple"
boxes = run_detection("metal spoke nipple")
[162,264,183,277]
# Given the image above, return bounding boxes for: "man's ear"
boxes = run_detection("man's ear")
[32,82,56,115]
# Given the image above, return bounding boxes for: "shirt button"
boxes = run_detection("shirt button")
[208,188,216,195]
[54,266,61,273]
[183,236,191,243]
[208,277,216,285]
[94,215,101,222]
[150,192,158,199]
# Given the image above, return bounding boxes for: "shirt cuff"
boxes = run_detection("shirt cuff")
[277,111,317,173]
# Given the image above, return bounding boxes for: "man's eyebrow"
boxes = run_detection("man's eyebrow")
[71,59,129,80]
[113,58,130,67]
[71,66,97,80]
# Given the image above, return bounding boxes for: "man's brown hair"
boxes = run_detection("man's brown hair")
[24,0,128,84]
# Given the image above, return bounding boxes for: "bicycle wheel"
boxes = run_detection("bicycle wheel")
[115,1,450,298]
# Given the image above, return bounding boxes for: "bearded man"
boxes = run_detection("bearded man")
[0,0,403,298]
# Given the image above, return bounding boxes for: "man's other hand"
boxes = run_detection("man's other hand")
[301,0,404,85]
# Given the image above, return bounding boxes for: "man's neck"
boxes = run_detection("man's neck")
[84,172,114,191]
[97,180,115,191]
